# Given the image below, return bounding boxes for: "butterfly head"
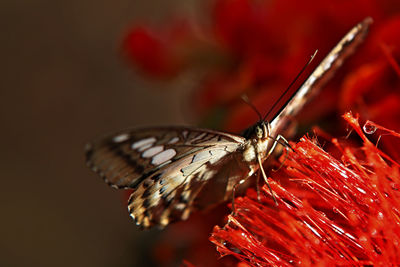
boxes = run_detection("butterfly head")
[242,121,270,141]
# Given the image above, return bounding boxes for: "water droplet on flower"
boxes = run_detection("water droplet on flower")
[363,121,377,134]
[371,229,378,236]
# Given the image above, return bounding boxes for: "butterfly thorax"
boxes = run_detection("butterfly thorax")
[241,121,274,164]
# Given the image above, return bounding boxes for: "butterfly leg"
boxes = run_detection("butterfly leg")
[264,134,293,171]
[256,170,261,201]
[271,135,292,172]
[230,154,254,215]
[231,178,247,215]
[231,182,238,215]
[256,155,277,205]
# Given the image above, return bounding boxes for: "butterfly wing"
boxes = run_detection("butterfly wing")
[86,127,246,228]
[269,17,372,137]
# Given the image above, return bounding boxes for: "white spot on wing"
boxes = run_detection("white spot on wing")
[160,215,169,226]
[113,133,129,143]
[152,149,176,165]
[192,150,212,163]
[182,131,188,139]
[132,137,156,150]
[142,145,164,158]
[208,149,229,164]
[180,158,210,176]
[175,203,186,210]
[168,137,179,144]
[137,143,152,152]
[191,132,207,143]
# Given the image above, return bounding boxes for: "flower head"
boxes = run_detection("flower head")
[211,113,400,266]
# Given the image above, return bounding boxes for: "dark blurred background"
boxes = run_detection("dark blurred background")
[0,0,198,266]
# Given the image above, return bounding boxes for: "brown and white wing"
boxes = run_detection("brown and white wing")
[269,17,372,137]
[85,127,245,228]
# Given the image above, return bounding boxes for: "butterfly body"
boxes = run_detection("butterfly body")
[86,18,372,229]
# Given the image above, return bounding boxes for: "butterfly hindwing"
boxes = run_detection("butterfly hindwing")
[127,147,243,228]
[86,127,246,228]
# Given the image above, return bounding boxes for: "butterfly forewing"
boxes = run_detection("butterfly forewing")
[86,127,245,228]
[269,18,372,137]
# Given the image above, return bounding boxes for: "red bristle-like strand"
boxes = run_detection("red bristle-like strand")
[211,113,400,266]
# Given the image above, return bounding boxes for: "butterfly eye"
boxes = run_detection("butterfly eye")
[255,126,263,139]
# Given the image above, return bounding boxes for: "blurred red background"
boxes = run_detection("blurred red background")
[1,0,399,266]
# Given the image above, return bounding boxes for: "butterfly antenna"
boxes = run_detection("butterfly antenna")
[241,94,263,121]
[262,50,318,121]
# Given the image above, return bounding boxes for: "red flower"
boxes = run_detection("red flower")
[122,18,200,78]
[211,113,400,265]
[118,0,400,265]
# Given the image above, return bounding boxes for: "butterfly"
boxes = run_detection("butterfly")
[86,18,372,229]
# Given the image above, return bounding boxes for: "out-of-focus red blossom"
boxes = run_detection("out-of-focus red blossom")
[341,15,400,115]
[122,0,400,130]
[197,0,382,121]
[210,112,400,266]
[122,18,201,78]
